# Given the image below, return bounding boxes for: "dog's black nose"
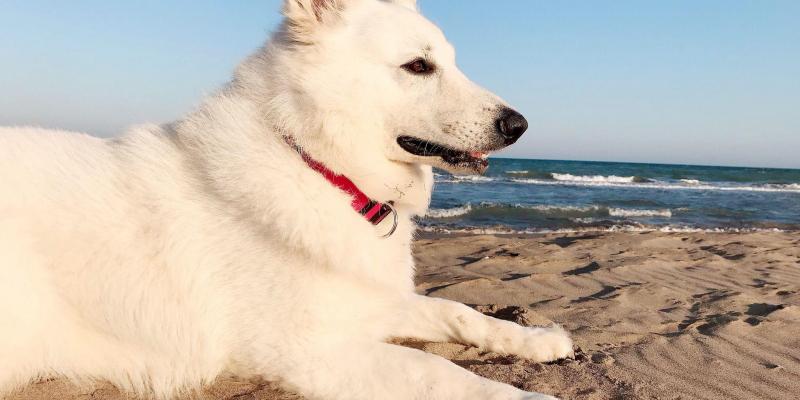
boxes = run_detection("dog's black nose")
[496,108,528,145]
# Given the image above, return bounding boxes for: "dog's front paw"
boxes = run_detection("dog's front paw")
[517,325,573,363]
[519,394,560,400]
[491,324,573,363]
[491,386,560,400]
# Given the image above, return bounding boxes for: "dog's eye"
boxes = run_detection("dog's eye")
[402,58,435,75]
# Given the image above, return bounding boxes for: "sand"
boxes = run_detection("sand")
[7,231,800,400]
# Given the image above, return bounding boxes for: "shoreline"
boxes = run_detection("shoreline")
[418,225,800,237]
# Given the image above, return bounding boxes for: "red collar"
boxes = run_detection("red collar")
[284,136,396,231]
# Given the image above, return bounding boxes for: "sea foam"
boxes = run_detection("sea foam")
[433,171,800,193]
[509,177,800,193]
[609,208,673,218]
[419,225,789,236]
[551,173,640,184]
[426,204,473,218]
[424,203,676,219]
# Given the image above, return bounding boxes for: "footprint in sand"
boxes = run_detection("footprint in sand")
[700,244,746,261]
[671,290,742,336]
[743,303,785,326]
[562,261,601,276]
[750,278,777,289]
[545,234,603,249]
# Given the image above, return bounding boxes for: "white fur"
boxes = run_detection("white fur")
[0,1,571,399]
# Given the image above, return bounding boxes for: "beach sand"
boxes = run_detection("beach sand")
[7,231,800,400]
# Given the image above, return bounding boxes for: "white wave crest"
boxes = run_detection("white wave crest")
[435,170,800,194]
[426,203,601,218]
[425,203,681,220]
[457,175,494,182]
[419,225,789,235]
[510,178,800,193]
[609,208,673,218]
[526,204,601,213]
[436,175,495,183]
[572,217,601,224]
[426,204,473,218]
[552,173,637,184]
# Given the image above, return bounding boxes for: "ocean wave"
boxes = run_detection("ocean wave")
[571,217,602,224]
[510,178,800,193]
[609,208,672,218]
[775,183,800,190]
[501,170,557,180]
[456,175,494,182]
[551,173,651,184]
[425,203,594,219]
[526,204,602,212]
[434,170,800,193]
[419,225,790,235]
[436,175,496,183]
[425,203,677,220]
[426,204,473,218]
[425,203,603,218]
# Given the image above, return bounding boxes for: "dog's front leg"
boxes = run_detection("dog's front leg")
[278,342,556,400]
[393,295,573,363]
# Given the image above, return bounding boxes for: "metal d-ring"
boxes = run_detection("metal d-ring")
[380,203,399,239]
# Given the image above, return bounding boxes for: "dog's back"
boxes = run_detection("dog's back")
[0,127,229,395]
[1,128,114,389]
[1,127,111,207]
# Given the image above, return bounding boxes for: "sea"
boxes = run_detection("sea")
[422,158,800,234]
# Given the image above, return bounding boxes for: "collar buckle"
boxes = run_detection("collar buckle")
[378,203,399,239]
[284,135,398,239]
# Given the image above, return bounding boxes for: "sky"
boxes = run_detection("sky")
[1,1,798,169]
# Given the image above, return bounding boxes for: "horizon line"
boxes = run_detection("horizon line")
[491,156,800,172]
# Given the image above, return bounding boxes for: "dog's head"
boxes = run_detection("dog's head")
[272,0,527,176]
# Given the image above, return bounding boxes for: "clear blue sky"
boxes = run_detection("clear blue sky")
[1,1,798,168]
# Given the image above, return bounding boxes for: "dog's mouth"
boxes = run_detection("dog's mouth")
[397,136,490,175]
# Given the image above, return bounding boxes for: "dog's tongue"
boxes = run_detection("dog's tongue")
[470,151,489,160]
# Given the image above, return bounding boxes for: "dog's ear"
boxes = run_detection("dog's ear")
[388,0,417,11]
[283,0,351,42]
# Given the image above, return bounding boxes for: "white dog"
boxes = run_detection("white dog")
[0,1,573,399]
